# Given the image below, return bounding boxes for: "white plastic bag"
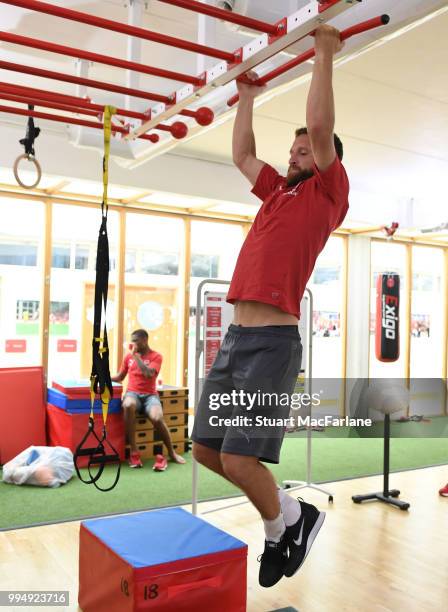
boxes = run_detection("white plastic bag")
[2,446,74,488]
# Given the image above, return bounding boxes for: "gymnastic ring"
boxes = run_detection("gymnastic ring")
[13,153,42,189]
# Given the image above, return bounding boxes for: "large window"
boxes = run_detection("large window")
[47,205,119,384]
[369,241,408,378]
[410,246,444,378]
[125,214,183,387]
[0,198,44,368]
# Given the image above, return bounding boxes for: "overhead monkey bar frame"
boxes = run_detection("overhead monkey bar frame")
[0,0,362,141]
[0,0,390,150]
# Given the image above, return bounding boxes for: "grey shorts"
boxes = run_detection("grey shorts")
[124,391,162,417]
[191,324,302,464]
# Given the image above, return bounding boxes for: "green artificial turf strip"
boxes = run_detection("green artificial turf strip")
[1,437,447,530]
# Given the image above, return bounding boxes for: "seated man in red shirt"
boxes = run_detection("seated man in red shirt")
[112,329,186,469]
[192,25,349,588]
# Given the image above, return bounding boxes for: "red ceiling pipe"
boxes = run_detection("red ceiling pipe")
[157,0,282,35]
[0,0,236,62]
[0,81,92,107]
[0,103,160,143]
[180,106,214,126]
[0,84,147,121]
[0,92,102,118]
[0,31,205,86]
[227,14,390,107]
[0,60,173,104]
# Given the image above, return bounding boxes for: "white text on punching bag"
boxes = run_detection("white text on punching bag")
[382,295,398,339]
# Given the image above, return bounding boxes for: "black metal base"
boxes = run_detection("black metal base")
[352,489,410,511]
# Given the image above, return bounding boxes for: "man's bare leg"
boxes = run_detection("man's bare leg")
[149,405,186,464]
[122,398,138,452]
[193,443,280,519]
[192,442,234,483]
[220,453,281,520]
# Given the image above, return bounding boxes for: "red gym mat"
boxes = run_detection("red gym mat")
[0,366,46,464]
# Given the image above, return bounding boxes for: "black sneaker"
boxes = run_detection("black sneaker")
[284,499,325,577]
[258,536,288,588]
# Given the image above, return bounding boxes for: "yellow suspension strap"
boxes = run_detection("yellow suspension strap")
[74,106,121,492]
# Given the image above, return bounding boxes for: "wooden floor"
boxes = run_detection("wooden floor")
[1,465,447,612]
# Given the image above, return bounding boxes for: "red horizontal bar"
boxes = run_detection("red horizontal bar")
[157,0,281,35]
[339,14,390,40]
[0,31,204,86]
[0,103,159,143]
[0,82,146,120]
[0,91,102,117]
[227,15,390,106]
[0,60,173,104]
[1,0,235,62]
[0,81,91,107]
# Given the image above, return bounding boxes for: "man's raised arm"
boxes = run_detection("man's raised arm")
[306,25,344,172]
[232,71,266,186]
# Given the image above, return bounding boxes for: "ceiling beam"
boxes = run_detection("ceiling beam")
[44,179,71,194]
[187,202,225,212]
[120,190,153,204]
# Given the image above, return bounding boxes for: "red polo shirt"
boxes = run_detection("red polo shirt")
[120,350,162,394]
[226,155,349,318]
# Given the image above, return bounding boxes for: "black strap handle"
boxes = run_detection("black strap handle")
[19,105,40,157]
[74,417,107,484]
[87,431,121,492]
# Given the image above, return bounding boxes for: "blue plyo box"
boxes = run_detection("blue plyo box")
[47,387,121,414]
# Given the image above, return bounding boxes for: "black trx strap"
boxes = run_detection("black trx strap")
[14,105,42,189]
[19,105,40,157]
[74,106,121,492]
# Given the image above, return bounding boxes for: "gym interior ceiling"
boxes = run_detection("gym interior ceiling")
[0,0,447,241]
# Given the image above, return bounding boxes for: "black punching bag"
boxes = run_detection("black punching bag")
[375,273,400,362]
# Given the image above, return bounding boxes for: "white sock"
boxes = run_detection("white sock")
[278,486,301,527]
[263,512,286,543]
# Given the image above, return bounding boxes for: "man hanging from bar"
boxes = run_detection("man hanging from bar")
[192,25,349,587]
